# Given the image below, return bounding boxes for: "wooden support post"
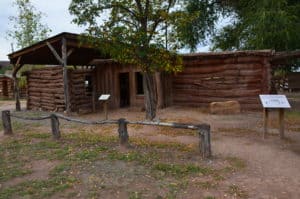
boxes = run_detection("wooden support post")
[13,75,21,111]
[263,108,269,139]
[51,114,61,140]
[198,125,211,159]
[104,101,108,120]
[118,118,129,147]
[61,38,71,114]
[2,110,12,135]
[12,57,23,111]
[92,90,96,113]
[279,108,285,139]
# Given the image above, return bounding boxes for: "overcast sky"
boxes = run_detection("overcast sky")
[0,0,85,60]
[0,0,213,61]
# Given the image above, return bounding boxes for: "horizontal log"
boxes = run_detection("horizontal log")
[182,63,262,74]
[173,82,262,90]
[28,87,64,93]
[173,97,259,104]
[173,89,261,98]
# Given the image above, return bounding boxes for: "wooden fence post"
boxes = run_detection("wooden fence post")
[2,110,13,135]
[198,125,211,158]
[118,118,129,147]
[51,114,61,140]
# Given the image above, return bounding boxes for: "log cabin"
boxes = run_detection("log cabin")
[8,32,299,113]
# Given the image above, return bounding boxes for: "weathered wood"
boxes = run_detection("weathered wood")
[46,42,63,64]
[2,110,12,135]
[103,101,108,120]
[12,57,22,111]
[263,108,269,139]
[279,108,285,139]
[198,125,211,158]
[118,118,129,147]
[51,114,61,139]
[62,37,70,114]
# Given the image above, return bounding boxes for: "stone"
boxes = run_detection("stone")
[210,100,241,114]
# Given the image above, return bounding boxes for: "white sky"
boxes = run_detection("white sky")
[0,0,85,60]
[0,0,216,61]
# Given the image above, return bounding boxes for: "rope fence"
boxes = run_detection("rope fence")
[2,110,211,158]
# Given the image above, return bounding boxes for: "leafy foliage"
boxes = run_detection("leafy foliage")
[7,0,51,50]
[69,0,219,119]
[212,0,300,51]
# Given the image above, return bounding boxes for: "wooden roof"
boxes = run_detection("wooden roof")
[8,31,299,67]
[8,32,108,66]
[182,50,274,60]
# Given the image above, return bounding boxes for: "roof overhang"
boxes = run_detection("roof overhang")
[8,32,108,66]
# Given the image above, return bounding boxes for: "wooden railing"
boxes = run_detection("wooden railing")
[1,110,212,158]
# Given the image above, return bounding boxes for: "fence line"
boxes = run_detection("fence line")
[2,110,212,158]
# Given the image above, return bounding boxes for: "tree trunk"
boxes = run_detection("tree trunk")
[143,72,157,120]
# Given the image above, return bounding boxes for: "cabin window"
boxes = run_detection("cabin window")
[135,72,144,95]
[85,75,92,96]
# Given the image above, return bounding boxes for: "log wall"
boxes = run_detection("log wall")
[69,69,94,113]
[0,76,14,99]
[26,51,273,113]
[27,67,65,111]
[172,55,272,110]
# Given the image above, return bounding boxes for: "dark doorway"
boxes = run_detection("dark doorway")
[119,72,130,107]
[2,80,8,97]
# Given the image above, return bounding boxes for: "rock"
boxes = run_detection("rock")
[210,100,241,114]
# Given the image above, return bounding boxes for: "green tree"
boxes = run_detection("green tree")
[212,0,300,51]
[7,0,51,50]
[6,0,51,111]
[69,0,218,120]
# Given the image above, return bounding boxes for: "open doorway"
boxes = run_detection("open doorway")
[119,72,130,107]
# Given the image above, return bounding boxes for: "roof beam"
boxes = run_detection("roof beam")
[46,42,64,64]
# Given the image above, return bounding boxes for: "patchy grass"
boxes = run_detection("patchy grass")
[153,163,213,178]
[157,126,197,137]
[131,137,197,152]
[227,184,248,198]
[196,181,218,190]
[218,127,260,135]
[226,156,247,170]
[0,115,248,198]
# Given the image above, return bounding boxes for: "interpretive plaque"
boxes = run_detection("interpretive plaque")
[99,94,110,101]
[259,95,291,108]
[259,94,291,139]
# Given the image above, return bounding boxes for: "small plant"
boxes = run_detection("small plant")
[227,184,248,198]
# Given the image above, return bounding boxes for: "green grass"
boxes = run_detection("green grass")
[0,176,77,199]
[153,163,213,177]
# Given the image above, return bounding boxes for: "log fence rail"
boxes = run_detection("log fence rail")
[1,110,211,158]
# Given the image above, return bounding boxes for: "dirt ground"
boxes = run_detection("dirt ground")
[0,94,300,199]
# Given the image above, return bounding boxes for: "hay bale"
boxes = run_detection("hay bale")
[210,100,241,114]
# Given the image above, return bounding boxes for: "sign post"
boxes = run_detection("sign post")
[99,94,110,120]
[259,95,291,139]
